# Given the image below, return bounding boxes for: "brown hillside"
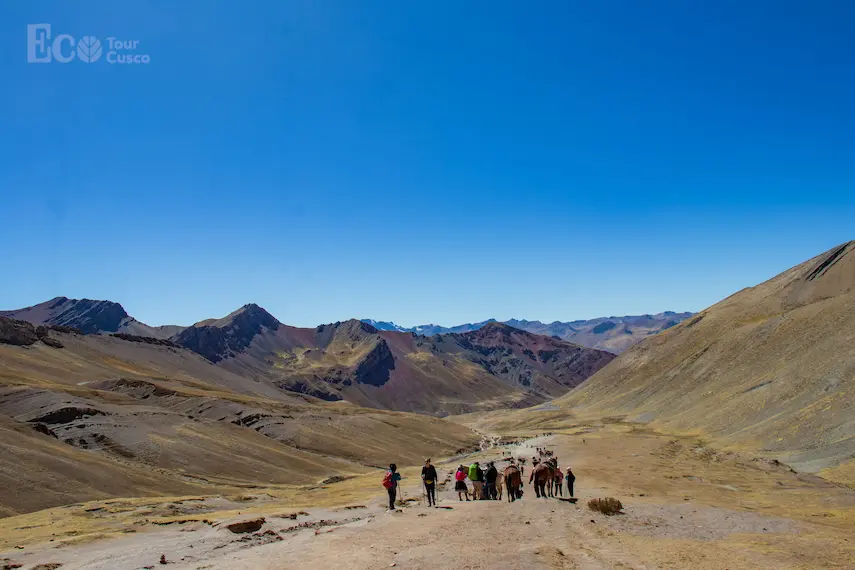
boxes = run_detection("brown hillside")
[554,241,855,483]
[172,313,615,415]
[0,328,479,516]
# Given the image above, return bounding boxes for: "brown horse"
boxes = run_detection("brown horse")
[529,463,552,498]
[544,458,558,497]
[504,465,522,502]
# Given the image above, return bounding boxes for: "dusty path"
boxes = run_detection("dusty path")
[2,425,854,569]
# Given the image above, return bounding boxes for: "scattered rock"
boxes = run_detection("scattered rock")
[50,324,84,335]
[111,333,180,348]
[0,317,39,346]
[30,423,56,438]
[41,336,65,349]
[0,317,65,348]
[224,517,265,534]
[321,475,353,485]
[32,564,63,570]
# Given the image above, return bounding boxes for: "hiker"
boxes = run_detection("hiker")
[455,465,470,501]
[383,463,402,510]
[469,462,484,500]
[485,462,499,500]
[566,467,576,497]
[422,458,438,507]
[496,465,504,500]
[553,466,564,497]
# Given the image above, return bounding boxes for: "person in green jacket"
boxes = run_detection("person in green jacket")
[469,462,484,500]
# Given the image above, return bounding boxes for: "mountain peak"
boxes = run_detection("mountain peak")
[171,303,280,363]
[0,297,131,335]
[216,303,280,329]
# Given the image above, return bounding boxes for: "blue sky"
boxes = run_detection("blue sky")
[2,1,853,328]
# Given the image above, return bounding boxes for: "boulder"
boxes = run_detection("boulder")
[0,317,39,346]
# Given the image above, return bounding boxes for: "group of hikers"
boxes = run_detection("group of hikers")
[382,448,575,510]
[454,461,504,501]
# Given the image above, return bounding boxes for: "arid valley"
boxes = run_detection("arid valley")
[1,242,854,569]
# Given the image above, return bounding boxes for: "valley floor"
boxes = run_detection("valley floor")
[2,421,854,569]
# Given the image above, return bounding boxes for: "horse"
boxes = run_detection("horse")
[529,463,552,498]
[504,465,522,502]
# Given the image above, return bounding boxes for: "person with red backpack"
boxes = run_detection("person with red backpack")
[383,463,402,510]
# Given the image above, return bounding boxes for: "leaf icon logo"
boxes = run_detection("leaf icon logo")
[76,36,102,63]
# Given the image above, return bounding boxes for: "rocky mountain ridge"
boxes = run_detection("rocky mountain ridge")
[363,311,693,353]
[167,313,615,414]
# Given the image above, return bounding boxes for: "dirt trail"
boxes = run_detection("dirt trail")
[2,425,853,569]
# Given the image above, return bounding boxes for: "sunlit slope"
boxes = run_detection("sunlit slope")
[0,331,479,516]
[555,241,855,482]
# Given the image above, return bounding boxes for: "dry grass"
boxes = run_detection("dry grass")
[588,497,623,515]
[552,242,855,484]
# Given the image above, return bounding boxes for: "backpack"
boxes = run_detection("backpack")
[382,471,394,489]
[468,464,479,481]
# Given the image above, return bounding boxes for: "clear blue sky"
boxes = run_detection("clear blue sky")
[2,1,853,328]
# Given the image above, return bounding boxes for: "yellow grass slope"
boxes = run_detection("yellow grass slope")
[555,241,855,483]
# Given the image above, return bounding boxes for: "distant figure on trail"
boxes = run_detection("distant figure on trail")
[455,465,470,501]
[485,462,499,500]
[422,458,438,507]
[469,462,484,500]
[566,467,576,498]
[383,463,402,510]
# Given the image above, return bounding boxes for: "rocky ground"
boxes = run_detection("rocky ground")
[1,423,853,569]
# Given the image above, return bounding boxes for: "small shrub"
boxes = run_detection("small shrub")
[587,497,623,515]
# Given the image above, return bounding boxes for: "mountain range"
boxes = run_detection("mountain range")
[362,311,693,354]
[0,299,691,356]
[0,296,616,515]
[1,300,616,416]
[2,240,853,518]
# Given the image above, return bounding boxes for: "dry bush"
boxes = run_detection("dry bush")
[587,497,623,515]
